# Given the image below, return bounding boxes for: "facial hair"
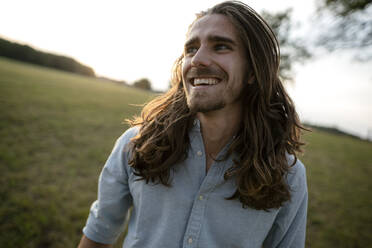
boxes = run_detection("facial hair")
[184,66,228,113]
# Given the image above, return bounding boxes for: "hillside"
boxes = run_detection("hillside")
[0,37,95,76]
[0,57,371,248]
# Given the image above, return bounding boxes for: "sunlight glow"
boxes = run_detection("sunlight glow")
[1,0,371,137]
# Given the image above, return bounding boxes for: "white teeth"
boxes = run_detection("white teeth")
[193,78,219,86]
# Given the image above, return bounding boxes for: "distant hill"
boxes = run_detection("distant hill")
[304,122,369,142]
[0,37,94,77]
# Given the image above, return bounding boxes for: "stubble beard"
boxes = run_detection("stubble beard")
[186,91,226,113]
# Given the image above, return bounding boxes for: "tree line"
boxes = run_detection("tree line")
[0,37,155,90]
[0,37,95,77]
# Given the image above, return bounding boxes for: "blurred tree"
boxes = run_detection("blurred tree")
[133,78,152,91]
[261,9,312,82]
[316,0,372,60]
[321,0,371,15]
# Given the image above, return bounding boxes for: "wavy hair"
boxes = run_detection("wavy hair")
[128,1,306,210]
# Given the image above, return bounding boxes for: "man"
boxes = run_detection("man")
[78,1,308,247]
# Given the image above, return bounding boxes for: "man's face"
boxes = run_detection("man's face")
[182,14,249,113]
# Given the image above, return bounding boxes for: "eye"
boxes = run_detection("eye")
[185,46,198,55]
[214,44,231,51]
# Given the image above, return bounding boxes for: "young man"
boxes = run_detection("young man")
[78,1,308,247]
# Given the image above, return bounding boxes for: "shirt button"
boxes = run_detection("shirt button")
[188,237,193,244]
[199,195,203,200]
[197,150,202,156]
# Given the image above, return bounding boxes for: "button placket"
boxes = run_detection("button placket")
[182,163,222,247]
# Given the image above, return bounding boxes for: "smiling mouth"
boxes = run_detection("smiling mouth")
[191,77,220,86]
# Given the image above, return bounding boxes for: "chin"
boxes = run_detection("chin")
[188,101,226,113]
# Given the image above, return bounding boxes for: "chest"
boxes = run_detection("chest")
[126,157,278,247]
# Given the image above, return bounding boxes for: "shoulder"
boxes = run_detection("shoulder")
[118,126,140,142]
[286,154,307,194]
[107,126,140,166]
[114,126,140,152]
[102,126,140,177]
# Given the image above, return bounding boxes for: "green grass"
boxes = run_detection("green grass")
[301,130,372,247]
[1,57,371,247]
[0,57,153,247]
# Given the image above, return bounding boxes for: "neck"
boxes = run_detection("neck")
[197,105,242,158]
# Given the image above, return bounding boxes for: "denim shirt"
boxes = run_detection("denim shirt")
[83,120,308,248]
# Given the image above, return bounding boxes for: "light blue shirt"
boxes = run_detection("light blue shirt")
[83,120,308,247]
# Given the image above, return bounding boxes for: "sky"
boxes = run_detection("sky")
[1,0,371,139]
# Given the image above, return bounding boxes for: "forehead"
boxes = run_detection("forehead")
[186,14,239,42]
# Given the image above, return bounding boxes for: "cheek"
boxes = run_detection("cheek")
[181,60,192,87]
[180,68,188,93]
[181,62,188,82]
[235,61,248,83]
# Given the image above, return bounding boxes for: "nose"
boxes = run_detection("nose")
[191,46,211,67]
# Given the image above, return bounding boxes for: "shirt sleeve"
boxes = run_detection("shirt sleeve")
[82,127,138,244]
[263,158,308,248]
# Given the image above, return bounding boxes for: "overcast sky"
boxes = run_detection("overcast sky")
[1,0,371,138]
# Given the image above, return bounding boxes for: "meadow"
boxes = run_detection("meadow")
[0,57,371,247]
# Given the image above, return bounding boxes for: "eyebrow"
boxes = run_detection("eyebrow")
[184,35,237,48]
[209,35,237,46]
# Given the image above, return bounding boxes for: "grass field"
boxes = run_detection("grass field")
[1,57,371,248]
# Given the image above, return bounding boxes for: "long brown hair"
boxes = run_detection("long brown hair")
[128,1,306,210]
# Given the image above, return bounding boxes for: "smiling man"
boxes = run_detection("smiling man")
[78,1,308,248]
